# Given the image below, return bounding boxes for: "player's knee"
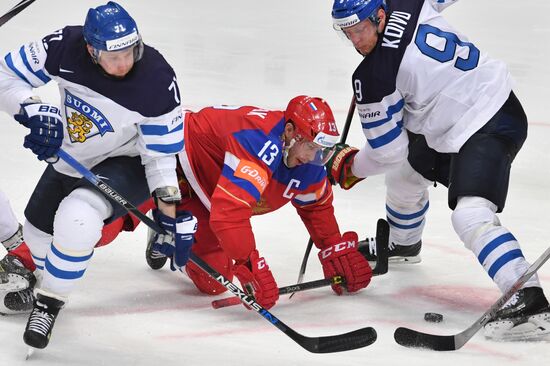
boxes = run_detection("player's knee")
[185,250,232,295]
[451,196,500,247]
[54,188,113,251]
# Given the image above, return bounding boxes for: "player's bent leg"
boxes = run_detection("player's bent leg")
[379,160,431,264]
[451,196,550,341]
[24,188,112,349]
[185,248,232,295]
[40,188,112,297]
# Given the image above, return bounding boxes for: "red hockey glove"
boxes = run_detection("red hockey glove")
[325,143,365,190]
[318,231,372,295]
[233,250,279,309]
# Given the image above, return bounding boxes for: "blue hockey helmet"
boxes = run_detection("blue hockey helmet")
[332,0,387,30]
[83,1,143,62]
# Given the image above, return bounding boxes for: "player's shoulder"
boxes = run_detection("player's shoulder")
[42,26,86,75]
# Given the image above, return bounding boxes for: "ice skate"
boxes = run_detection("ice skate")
[358,239,421,265]
[484,287,550,341]
[23,293,65,349]
[0,254,36,292]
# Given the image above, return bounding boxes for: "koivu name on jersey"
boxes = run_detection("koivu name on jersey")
[381,11,411,49]
[64,91,114,143]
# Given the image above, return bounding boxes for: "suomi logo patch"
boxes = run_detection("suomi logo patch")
[64,90,114,143]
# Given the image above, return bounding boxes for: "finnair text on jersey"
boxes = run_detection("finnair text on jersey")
[382,11,411,49]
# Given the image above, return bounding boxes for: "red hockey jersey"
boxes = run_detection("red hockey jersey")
[179,105,341,261]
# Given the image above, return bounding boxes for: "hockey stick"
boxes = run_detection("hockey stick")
[56,149,378,353]
[290,96,359,298]
[214,256,390,309]
[212,276,344,309]
[0,0,36,27]
[394,246,550,351]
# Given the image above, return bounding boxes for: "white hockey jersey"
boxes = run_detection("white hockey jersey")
[351,0,513,177]
[0,26,183,192]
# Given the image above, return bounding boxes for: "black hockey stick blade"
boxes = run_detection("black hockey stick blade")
[0,0,36,27]
[290,326,377,353]
[190,252,377,353]
[394,327,455,351]
[372,218,389,275]
[393,246,550,351]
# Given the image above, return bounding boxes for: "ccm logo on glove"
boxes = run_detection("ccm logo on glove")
[319,240,357,259]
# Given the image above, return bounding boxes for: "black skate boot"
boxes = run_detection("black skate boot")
[484,287,550,341]
[145,225,167,270]
[358,237,421,265]
[24,293,65,349]
[0,254,36,291]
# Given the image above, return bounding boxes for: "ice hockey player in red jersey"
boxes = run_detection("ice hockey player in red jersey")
[1,95,373,314]
[150,95,373,309]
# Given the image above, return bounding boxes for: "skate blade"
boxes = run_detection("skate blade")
[25,348,35,360]
[484,312,550,342]
[368,255,421,267]
[0,276,29,292]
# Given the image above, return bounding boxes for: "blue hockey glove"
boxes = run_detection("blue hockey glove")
[152,210,198,271]
[14,103,63,161]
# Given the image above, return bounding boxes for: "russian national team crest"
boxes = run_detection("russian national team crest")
[64,90,114,143]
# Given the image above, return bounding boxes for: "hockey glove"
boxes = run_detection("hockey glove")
[14,103,63,161]
[233,249,279,309]
[318,231,373,295]
[152,210,198,271]
[325,143,365,190]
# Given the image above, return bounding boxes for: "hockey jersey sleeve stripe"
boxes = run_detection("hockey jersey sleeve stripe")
[3,53,32,86]
[145,140,184,154]
[293,182,327,205]
[367,120,404,149]
[140,121,183,136]
[478,232,517,264]
[361,98,405,129]
[18,46,50,84]
[386,202,429,220]
[221,165,261,201]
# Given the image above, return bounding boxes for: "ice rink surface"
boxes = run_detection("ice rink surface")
[1,1,549,365]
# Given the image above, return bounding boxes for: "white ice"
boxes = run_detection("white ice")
[1,1,549,365]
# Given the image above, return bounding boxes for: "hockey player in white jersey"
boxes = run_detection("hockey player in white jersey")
[327,0,549,341]
[0,2,197,349]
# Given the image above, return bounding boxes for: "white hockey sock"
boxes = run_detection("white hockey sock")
[452,196,540,292]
